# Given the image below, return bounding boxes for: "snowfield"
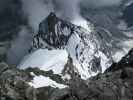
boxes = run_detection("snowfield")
[18,49,68,74]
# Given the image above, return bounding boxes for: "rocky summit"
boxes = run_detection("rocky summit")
[29,12,112,79]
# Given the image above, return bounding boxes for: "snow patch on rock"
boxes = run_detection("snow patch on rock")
[29,75,68,89]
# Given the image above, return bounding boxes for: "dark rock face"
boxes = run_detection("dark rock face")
[0,63,37,100]
[48,70,133,100]
[106,48,133,72]
[35,12,75,48]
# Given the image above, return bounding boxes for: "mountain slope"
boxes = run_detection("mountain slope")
[19,13,112,79]
[19,49,68,75]
[2,47,133,100]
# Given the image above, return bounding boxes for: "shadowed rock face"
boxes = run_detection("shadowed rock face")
[37,12,74,48]
[106,48,133,72]
[0,63,37,100]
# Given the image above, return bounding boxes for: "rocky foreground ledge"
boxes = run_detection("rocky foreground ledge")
[0,49,133,100]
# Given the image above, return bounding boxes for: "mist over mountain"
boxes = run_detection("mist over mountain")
[0,0,131,65]
[123,2,133,27]
[1,0,133,100]
[21,0,123,31]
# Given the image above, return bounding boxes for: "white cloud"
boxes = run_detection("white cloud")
[82,0,122,8]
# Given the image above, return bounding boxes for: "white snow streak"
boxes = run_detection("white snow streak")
[29,75,68,89]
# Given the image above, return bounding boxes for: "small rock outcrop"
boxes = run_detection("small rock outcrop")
[0,63,37,100]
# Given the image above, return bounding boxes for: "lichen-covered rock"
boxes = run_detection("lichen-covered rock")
[0,63,37,100]
[48,67,133,100]
[0,62,69,100]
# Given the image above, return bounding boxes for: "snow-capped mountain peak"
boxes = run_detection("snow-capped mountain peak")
[20,13,112,79]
